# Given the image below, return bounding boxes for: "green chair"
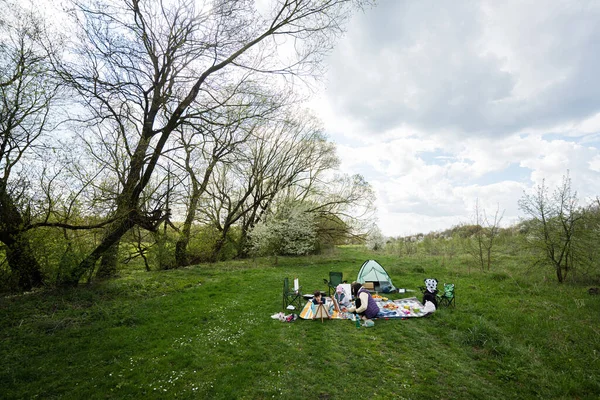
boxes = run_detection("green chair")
[437,283,455,307]
[323,272,346,296]
[283,277,302,311]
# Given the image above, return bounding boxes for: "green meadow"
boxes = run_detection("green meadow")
[1,246,599,399]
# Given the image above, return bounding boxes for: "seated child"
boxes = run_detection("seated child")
[311,290,332,319]
[334,284,351,308]
[312,290,326,305]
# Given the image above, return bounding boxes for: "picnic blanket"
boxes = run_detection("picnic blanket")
[375,296,430,318]
[299,300,354,320]
[299,296,431,320]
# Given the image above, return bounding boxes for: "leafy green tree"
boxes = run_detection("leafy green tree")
[571,198,600,281]
[313,212,352,250]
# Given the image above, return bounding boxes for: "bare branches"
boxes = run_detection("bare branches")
[518,173,582,282]
[471,199,504,271]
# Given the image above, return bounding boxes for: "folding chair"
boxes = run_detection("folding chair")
[323,272,346,296]
[437,283,455,307]
[283,277,302,311]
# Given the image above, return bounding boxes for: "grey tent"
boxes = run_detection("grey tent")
[357,259,397,293]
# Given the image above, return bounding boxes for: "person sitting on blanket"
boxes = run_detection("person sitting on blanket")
[334,284,351,309]
[311,290,332,319]
[312,290,326,305]
[347,282,378,327]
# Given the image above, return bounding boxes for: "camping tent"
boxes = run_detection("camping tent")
[357,260,397,293]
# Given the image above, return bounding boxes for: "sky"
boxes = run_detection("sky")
[309,0,600,238]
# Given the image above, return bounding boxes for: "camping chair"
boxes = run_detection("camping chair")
[437,283,455,307]
[323,272,346,296]
[283,277,303,311]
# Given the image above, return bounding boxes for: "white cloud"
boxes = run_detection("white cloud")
[310,1,600,236]
[325,0,600,136]
[590,155,600,173]
[318,115,599,237]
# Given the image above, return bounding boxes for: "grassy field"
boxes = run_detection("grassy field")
[1,246,599,399]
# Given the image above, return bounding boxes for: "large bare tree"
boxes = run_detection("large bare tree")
[519,174,581,283]
[54,0,369,284]
[172,84,284,266]
[0,2,61,290]
[199,110,369,260]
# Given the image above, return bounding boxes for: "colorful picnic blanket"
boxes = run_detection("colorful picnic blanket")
[299,300,354,320]
[299,296,431,320]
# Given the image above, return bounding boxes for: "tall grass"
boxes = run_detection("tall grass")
[1,246,599,399]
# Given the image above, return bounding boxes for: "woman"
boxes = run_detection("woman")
[347,282,378,327]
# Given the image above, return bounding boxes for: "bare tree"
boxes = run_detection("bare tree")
[200,111,340,260]
[518,174,581,283]
[302,173,375,242]
[0,3,62,290]
[54,0,369,284]
[172,85,284,266]
[236,113,340,255]
[471,199,504,271]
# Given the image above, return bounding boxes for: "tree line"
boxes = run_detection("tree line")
[0,0,375,291]
[378,174,600,284]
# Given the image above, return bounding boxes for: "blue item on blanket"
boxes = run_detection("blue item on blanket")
[377,308,398,318]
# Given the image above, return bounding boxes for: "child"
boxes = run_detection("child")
[334,284,351,308]
[311,290,332,319]
[312,290,326,305]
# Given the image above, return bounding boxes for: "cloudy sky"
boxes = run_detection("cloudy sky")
[309,0,600,237]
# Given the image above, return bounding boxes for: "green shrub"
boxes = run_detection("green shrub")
[461,317,508,357]
[490,272,510,281]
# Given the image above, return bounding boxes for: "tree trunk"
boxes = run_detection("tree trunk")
[96,241,120,279]
[5,235,43,291]
[236,231,250,258]
[211,226,231,263]
[65,133,154,284]
[176,157,218,267]
[556,265,564,283]
[174,238,190,267]
[0,187,43,291]
[96,191,131,279]
[175,193,200,267]
[61,216,133,286]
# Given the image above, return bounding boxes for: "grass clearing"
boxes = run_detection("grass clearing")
[1,246,599,399]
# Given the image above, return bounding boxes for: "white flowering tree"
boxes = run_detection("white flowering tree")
[366,225,386,251]
[248,204,317,258]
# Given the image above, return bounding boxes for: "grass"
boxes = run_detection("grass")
[1,246,599,399]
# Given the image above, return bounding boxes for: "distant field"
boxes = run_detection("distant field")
[1,246,599,399]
